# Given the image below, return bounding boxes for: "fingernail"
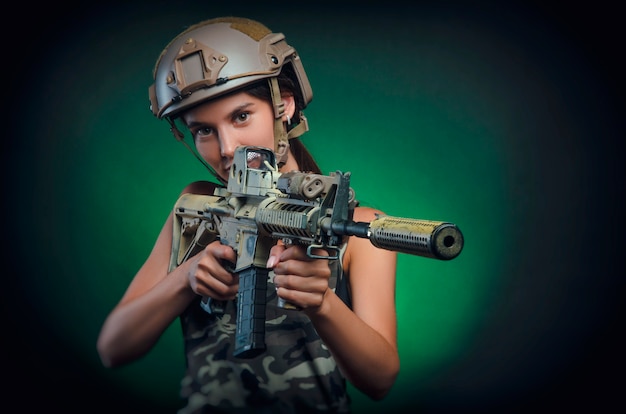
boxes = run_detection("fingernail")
[266,256,277,268]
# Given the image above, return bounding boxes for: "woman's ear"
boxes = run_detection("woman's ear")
[281,94,296,122]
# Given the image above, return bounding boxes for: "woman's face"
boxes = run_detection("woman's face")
[182,91,280,181]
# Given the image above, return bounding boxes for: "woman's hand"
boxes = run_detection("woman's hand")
[186,240,239,301]
[267,243,331,311]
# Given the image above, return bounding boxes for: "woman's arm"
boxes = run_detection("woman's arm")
[271,206,399,400]
[96,181,237,367]
[97,212,194,367]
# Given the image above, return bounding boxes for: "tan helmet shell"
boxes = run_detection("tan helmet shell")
[149,17,313,120]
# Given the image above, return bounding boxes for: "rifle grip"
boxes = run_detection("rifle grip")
[234,266,268,358]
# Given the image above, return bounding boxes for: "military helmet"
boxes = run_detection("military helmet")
[149,17,312,121]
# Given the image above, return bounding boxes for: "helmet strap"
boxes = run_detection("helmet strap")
[287,112,309,139]
[269,77,310,168]
[269,77,289,168]
[167,119,227,186]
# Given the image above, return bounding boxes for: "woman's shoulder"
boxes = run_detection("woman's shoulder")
[180,180,221,196]
[353,205,383,223]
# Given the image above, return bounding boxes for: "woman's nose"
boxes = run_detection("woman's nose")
[219,130,240,158]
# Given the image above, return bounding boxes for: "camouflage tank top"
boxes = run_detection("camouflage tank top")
[177,245,352,414]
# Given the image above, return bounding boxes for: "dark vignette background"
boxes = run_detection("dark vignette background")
[3,1,624,413]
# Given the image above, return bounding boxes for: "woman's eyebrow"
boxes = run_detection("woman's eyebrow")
[227,102,254,118]
[185,102,256,128]
[185,120,205,129]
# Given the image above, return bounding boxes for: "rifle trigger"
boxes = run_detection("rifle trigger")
[306,244,339,260]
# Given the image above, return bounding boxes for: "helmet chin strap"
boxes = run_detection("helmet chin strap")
[269,78,308,169]
[167,118,228,186]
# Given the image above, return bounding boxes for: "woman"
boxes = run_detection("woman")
[97,17,399,413]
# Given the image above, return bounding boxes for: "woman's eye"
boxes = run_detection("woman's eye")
[235,112,250,123]
[193,127,213,138]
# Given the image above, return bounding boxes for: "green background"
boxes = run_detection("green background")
[5,2,623,413]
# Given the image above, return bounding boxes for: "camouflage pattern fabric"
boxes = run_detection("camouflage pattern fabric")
[177,246,352,413]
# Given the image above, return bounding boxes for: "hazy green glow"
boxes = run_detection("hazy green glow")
[9,4,619,413]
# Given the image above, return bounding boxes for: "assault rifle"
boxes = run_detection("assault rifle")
[169,146,463,358]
